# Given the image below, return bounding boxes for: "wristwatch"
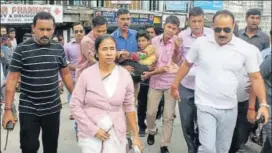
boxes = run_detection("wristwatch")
[259,103,270,108]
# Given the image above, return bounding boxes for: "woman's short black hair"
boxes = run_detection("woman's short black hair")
[94,34,116,60]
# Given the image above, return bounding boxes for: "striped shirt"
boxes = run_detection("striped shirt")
[9,38,67,116]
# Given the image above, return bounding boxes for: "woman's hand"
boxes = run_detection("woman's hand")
[95,129,110,141]
[133,136,144,152]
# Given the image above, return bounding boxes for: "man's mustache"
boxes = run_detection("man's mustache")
[123,24,128,26]
[41,36,49,40]
[218,36,227,39]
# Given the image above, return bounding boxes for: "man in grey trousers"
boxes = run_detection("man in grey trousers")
[171,10,270,153]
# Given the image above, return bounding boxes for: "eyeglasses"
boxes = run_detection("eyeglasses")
[74,30,83,34]
[213,27,232,33]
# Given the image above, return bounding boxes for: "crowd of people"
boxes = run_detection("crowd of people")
[0,6,271,153]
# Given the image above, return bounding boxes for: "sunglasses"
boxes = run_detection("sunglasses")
[74,30,83,34]
[214,27,232,33]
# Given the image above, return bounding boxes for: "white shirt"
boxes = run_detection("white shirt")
[10,38,17,50]
[186,35,260,109]
[237,50,263,102]
[179,27,214,90]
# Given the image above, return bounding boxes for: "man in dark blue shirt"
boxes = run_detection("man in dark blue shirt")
[111,8,138,53]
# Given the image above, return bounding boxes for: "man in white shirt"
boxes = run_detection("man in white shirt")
[171,10,270,153]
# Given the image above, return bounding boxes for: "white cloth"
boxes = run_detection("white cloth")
[78,115,126,153]
[186,35,260,109]
[10,39,17,50]
[102,66,119,98]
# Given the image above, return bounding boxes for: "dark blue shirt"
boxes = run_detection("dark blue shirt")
[111,28,138,53]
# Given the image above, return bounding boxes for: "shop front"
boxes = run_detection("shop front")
[1,4,64,43]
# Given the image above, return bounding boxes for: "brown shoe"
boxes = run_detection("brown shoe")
[70,115,74,120]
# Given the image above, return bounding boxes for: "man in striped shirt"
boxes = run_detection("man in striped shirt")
[2,12,73,153]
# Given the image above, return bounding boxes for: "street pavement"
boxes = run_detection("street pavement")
[1,91,262,153]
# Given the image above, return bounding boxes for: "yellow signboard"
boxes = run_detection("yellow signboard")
[154,16,161,24]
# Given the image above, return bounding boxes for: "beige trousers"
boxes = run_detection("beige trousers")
[146,87,176,147]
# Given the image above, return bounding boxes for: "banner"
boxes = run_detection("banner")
[165,1,189,11]
[1,4,63,24]
[95,11,154,25]
[193,1,223,13]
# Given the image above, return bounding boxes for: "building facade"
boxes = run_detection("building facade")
[2,0,269,42]
[1,0,95,43]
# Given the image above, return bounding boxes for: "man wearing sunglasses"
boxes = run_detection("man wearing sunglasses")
[171,10,269,153]
[63,22,85,120]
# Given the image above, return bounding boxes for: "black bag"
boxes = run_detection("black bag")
[118,59,149,83]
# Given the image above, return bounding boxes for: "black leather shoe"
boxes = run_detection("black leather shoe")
[147,134,155,145]
[161,146,170,153]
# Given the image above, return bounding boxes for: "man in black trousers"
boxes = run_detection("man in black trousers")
[2,12,73,153]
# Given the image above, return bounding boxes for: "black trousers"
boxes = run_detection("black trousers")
[179,85,199,153]
[19,112,60,153]
[137,80,164,130]
[229,101,251,153]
